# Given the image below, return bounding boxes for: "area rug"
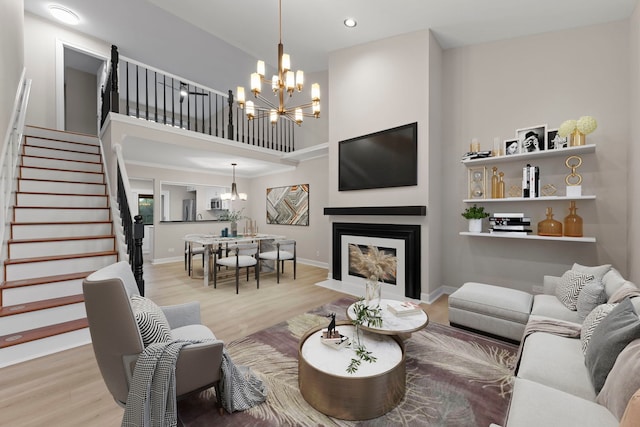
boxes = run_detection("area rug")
[178,297,517,426]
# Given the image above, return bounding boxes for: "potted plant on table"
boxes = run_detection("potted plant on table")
[221,208,245,237]
[462,204,489,233]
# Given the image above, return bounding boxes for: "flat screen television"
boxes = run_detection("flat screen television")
[339,122,418,191]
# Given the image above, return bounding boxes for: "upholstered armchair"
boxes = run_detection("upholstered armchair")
[82,261,224,408]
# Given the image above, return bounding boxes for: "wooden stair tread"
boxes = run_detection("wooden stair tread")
[11,220,113,226]
[24,144,100,156]
[9,235,115,245]
[0,294,85,317]
[18,177,106,185]
[20,165,104,175]
[5,251,118,265]
[16,191,108,197]
[21,154,102,166]
[13,206,109,210]
[2,271,95,289]
[0,318,88,349]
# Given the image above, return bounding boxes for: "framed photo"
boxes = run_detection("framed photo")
[516,124,547,153]
[504,138,520,156]
[547,128,568,150]
[468,166,486,199]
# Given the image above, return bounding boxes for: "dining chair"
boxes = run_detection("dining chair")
[259,239,296,283]
[184,235,205,277]
[213,243,260,293]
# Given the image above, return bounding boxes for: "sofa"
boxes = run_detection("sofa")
[502,264,640,427]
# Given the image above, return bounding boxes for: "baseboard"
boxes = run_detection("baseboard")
[423,285,457,304]
[151,256,183,265]
[297,258,328,269]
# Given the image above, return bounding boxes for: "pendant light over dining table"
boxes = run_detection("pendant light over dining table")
[221,163,247,201]
[236,0,320,126]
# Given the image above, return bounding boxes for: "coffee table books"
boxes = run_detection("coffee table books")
[320,328,350,350]
[387,301,422,317]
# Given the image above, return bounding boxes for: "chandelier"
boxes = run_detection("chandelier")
[236,0,320,125]
[221,163,247,201]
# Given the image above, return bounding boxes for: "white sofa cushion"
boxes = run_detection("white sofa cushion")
[507,378,618,427]
[171,324,217,341]
[571,263,612,282]
[531,294,581,323]
[555,270,595,311]
[581,303,617,354]
[577,280,607,322]
[130,295,172,346]
[518,331,596,401]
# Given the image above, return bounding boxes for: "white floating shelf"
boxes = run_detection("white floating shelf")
[461,144,596,166]
[459,231,596,242]
[463,195,596,203]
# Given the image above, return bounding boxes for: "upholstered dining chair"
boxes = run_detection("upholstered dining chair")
[184,235,205,278]
[259,239,296,283]
[214,243,260,293]
[82,261,224,410]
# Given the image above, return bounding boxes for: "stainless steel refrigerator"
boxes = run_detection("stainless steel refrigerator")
[182,199,196,221]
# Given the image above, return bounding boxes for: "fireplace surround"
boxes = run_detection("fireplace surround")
[331,222,421,299]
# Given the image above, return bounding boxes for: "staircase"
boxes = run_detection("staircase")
[0,126,118,368]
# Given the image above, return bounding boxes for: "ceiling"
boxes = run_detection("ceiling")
[23,0,638,177]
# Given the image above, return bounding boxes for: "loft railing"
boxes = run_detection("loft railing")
[100,45,296,152]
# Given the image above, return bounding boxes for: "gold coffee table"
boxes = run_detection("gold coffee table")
[298,321,405,420]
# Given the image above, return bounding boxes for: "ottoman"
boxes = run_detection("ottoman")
[448,282,533,342]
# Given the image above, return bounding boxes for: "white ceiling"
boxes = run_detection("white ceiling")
[23,0,638,177]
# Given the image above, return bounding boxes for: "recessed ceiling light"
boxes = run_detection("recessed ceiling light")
[48,4,80,25]
[344,18,357,28]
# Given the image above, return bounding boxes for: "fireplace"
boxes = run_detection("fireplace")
[332,222,421,299]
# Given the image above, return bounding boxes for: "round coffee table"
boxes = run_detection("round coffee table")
[346,298,429,339]
[298,321,405,420]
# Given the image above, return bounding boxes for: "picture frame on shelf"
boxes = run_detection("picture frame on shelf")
[468,166,486,199]
[547,128,568,150]
[504,138,520,155]
[516,124,547,153]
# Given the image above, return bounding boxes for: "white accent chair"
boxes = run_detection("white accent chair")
[259,239,296,283]
[184,235,205,278]
[214,243,260,293]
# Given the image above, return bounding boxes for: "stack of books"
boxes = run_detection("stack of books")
[387,301,422,317]
[461,150,492,161]
[489,213,532,236]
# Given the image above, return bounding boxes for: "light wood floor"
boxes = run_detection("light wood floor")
[0,262,449,427]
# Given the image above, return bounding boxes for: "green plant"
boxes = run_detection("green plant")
[461,204,489,220]
[221,208,245,223]
[347,299,383,374]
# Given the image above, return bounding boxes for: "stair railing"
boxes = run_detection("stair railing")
[108,143,145,295]
[99,46,296,152]
[0,70,31,266]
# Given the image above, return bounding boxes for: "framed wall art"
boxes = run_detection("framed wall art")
[504,138,520,155]
[468,167,486,199]
[266,184,309,226]
[547,128,568,150]
[516,124,547,153]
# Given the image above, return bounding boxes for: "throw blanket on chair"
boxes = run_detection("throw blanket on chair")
[514,316,582,375]
[122,341,267,427]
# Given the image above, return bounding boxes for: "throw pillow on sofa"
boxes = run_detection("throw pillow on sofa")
[585,298,640,393]
[581,303,617,354]
[130,295,173,346]
[556,270,595,311]
[577,280,607,322]
[596,338,640,420]
[572,263,612,282]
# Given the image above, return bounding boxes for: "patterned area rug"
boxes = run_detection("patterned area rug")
[178,297,517,426]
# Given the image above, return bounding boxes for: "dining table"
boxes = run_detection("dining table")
[183,233,286,287]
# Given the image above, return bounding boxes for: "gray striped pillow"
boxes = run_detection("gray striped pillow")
[130,295,172,346]
[581,303,616,354]
[555,270,595,311]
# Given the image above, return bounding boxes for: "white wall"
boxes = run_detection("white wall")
[0,0,24,146]
[441,21,630,293]
[629,3,640,283]
[246,155,330,266]
[64,67,97,135]
[24,13,109,129]
[328,30,433,296]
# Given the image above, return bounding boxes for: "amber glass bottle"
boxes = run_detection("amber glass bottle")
[564,201,583,237]
[491,167,499,199]
[538,207,563,237]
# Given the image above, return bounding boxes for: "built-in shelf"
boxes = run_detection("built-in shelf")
[461,144,596,166]
[463,195,596,203]
[323,206,427,216]
[459,231,596,242]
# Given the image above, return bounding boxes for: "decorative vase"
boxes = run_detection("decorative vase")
[468,218,482,233]
[365,278,381,306]
[230,221,238,237]
[570,129,585,146]
[538,207,563,237]
[563,201,583,237]
[497,172,505,199]
[491,167,499,198]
